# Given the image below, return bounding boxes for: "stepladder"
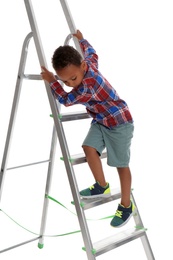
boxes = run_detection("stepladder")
[0,0,155,259]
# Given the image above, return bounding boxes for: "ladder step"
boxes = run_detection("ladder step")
[24,74,59,81]
[59,110,91,122]
[80,188,121,210]
[60,151,107,165]
[23,74,42,80]
[83,227,147,257]
[50,111,90,122]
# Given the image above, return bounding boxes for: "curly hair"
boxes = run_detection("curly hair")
[52,45,83,70]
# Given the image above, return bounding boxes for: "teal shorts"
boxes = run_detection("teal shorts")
[82,123,134,167]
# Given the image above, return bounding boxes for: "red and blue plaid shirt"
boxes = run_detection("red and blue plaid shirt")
[50,39,133,129]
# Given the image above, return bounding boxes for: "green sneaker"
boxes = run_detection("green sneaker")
[110,201,136,228]
[80,182,111,199]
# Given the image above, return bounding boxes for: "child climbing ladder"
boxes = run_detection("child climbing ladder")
[41,29,135,228]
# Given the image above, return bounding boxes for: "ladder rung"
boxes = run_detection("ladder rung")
[59,111,90,122]
[50,111,90,122]
[23,74,59,81]
[0,236,41,253]
[6,160,51,171]
[84,227,147,257]
[23,74,42,80]
[80,188,121,210]
[61,151,107,165]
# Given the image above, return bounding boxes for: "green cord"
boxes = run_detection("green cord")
[0,208,81,237]
[0,195,114,237]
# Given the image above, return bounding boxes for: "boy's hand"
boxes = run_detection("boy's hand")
[41,66,57,83]
[73,30,84,41]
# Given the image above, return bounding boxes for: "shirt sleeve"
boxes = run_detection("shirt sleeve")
[50,81,92,107]
[79,39,98,69]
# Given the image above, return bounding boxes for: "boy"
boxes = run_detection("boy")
[41,30,135,227]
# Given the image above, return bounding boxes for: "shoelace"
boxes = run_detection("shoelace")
[89,185,94,190]
[115,210,123,218]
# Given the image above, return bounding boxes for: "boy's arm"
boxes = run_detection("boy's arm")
[41,66,72,106]
[73,30,98,68]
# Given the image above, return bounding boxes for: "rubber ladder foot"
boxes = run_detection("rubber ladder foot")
[38,243,44,249]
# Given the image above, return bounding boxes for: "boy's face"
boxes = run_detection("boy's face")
[56,61,87,88]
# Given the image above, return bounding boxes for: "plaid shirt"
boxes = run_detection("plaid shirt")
[50,39,133,129]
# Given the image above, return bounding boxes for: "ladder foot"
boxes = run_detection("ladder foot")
[38,243,44,249]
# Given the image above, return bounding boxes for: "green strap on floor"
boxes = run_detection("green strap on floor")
[0,208,80,237]
[0,209,39,236]
[0,195,114,237]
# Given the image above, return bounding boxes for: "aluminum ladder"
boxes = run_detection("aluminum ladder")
[0,0,155,259]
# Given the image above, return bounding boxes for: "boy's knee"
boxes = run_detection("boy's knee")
[82,145,97,155]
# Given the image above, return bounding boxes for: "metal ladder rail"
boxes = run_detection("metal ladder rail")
[131,193,155,260]
[59,0,84,58]
[24,1,95,259]
[37,34,88,249]
[0,32,44,252]
[0,33,58,252]
[0,32,33,201]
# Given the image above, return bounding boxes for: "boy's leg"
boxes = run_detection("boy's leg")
[79,145,110,198]
[110,166,135,227]
[117,167,132,207]
[83,145,107,187]
[80,124,110,198]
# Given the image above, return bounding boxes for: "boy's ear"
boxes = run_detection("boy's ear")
[81,60,87,70]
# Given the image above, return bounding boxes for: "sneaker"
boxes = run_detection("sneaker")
[79,182,111,199]
[110,201,136,228]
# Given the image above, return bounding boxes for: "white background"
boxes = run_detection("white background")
[0,0,173,259]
